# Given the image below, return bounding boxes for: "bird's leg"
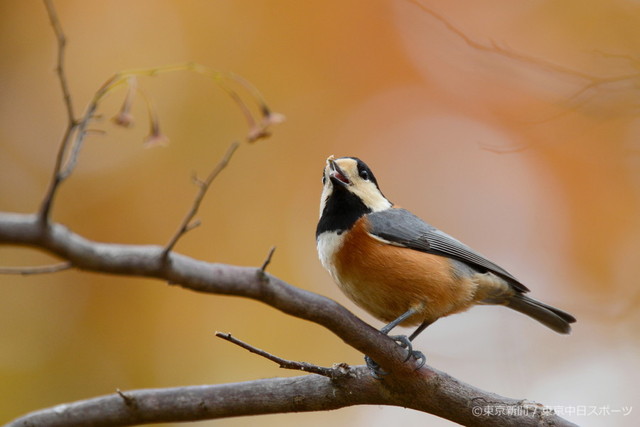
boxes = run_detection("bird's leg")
[402,320,432,370]
[382,309,418,357]
[409,320,432,341]
[365,308,428,377]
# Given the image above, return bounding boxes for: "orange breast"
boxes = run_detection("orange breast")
[333,216,478,325]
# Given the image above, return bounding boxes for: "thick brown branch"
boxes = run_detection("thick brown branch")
[0,212,402,371]
[4,363,575,427]
[6,374,380,427]
[0,212,576,427]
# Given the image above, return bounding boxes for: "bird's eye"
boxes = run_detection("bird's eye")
[359,169,369,180]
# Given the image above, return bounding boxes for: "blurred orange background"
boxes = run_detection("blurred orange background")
[1,1,639,426]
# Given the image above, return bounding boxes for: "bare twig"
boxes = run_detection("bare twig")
[0,262,72,275]
[215,332,338,377]
[478,142,532,154]
[407,0,640,114]
[43,0,74,122]
[406,0,598,81]
[57,104,99,180]
[38,61,280,220]
[184,220,202,233]
[39,1,113,219]
[38,13,280,221]
[39,0,78,221]
[38,10,280,222]
[163,141,241,256]
[104,63,283,143]
[406,0,640,156]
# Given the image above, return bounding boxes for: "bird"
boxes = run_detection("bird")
[316,155,576,376]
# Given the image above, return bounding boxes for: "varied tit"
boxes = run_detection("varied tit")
[316,156,576,375]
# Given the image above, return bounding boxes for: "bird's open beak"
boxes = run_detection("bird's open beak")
[327,157,351,186]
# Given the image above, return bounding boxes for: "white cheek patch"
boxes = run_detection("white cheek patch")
[353,183,392,212]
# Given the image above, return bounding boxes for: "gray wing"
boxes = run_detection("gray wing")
[367,208,529,292]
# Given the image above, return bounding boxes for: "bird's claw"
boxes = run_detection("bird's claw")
[364,335,426,378]
[411,350,426,370]
[389,334,413,361]
[364,355,389,379]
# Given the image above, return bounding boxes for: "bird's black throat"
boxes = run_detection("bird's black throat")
[316,186,371,238]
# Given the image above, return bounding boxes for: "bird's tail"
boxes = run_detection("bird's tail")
[505,293,576,334]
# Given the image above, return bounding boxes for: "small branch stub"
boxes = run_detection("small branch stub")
[257,245,277,283]
[116,389,137,409]
[260,246,276,272]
